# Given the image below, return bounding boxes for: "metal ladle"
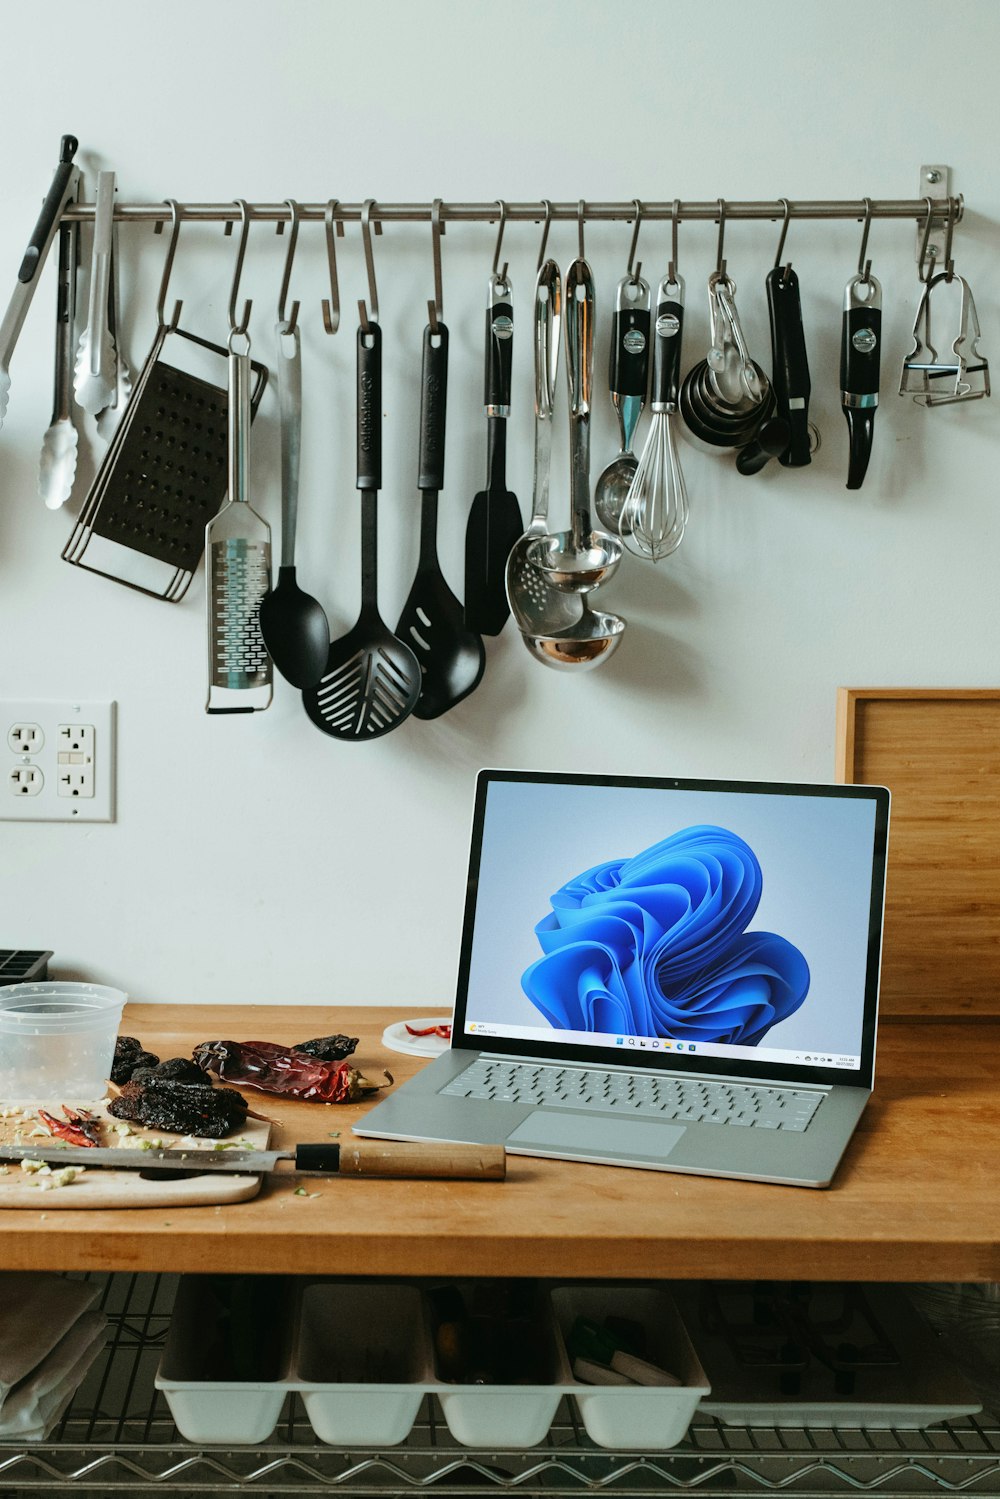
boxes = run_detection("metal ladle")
[523,254,625,670]
[506,258,585,637]
[527,256,622,593]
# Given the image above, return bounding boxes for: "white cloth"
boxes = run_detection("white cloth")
[0,1310,107,1439]
[0,1274,100,1406]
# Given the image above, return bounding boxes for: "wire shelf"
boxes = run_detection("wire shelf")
[0,1273,997,1498]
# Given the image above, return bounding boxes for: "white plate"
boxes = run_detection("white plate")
[381,1018,452,1057]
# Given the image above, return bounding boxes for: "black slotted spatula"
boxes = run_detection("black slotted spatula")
[464,276,522,635]
[397,322,485,718]
[302,322,421,741]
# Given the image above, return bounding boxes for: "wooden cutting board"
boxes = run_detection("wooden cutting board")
[0,1101,272,1209]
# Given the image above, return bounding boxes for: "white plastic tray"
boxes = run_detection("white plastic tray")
[551,1284,710,1450]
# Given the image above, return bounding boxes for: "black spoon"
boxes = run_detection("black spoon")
[464,274,522,635]
[397,322,485,719]
[302,322,421,741]
[258,320,329,687]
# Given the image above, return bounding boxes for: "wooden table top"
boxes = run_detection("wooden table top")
[0,1004,996,1281]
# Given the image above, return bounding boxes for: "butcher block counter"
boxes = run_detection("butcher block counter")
[0,1003,996,1282]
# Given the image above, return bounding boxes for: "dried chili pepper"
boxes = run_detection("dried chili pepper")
[38,1105,102,1148]
[192,1041,387,1103]
[405,1023,452,1039]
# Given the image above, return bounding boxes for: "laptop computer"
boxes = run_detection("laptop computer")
[356,770,890,1188]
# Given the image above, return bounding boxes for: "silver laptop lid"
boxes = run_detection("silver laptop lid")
[452,772,889,1091]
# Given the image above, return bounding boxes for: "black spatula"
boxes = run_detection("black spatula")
[464,276,522,635]
[397,322,485,719]
[302,322,421,741]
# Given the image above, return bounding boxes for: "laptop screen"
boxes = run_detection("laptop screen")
[453,772,888,1090]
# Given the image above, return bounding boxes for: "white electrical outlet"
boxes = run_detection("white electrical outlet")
[2,701,115,823]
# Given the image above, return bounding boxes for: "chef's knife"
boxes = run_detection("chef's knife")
[0,1139,506,1180]
[0,135,80,432]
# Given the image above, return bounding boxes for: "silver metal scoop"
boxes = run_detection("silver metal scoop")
[74,171,118,416]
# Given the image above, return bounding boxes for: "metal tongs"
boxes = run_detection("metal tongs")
[899,271,990,406]
[707,272,765,406]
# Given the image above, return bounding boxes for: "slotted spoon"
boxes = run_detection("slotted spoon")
[302,323,421,741]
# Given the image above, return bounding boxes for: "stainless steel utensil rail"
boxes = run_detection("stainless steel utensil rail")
[59,197,965,227]
[0,1271,996,1497]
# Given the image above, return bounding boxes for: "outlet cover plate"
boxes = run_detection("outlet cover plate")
[2,701,116,823]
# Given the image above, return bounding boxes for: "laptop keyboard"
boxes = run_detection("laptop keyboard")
[440,1059,822,1132]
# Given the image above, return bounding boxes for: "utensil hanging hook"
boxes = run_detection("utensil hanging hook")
[321,200,342,335]
[226,199,252,338]
[154,199,184,331]
[774,198,793,282]
[275,199,300,335]
[626,198,643,285]
[536,199,553,272]
[577,199,586,262]
[916,197,940,284]
[491,199,509,289]
[943,195,957,281]
[857,197,873,284]
[715,198,727,279]
[358,197,381,332]
[428,198,445,333]
[668,199,680,284]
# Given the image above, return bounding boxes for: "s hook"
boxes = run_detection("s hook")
[226,199,252,339]
[715,198,727,279]
[322,199,342,335]
[359,197,381,333]
[536,198,553,272]
[774,197,793,282]
[858,197,873,283]
[491,199,509,289]
[668,198,680,284]
[429,197,444,333]
[577,198,586,262]
[275,198,300,335]
[154,198,183,331]
[626,198,643,285]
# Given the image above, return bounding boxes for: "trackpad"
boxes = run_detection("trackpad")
[507,1111,685,1160]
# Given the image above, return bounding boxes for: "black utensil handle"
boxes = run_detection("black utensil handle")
[294,1143,342,1173]
[484,295,513,413]
[765,267,811,468]
[609,306,651,398]
[844,407,875,490]
[736,417,791,476]
[652,300,684,406]
[356,322,382,490]
[17,136,79,285]
[418,321,449,491]
[841,306,882,398]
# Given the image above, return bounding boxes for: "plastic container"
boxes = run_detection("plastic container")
[426,1280,570,1447]
[551,1284,710,1450]
[156,1276,294,1444]
[296,1281,432,1446]
[0,982,126,1102]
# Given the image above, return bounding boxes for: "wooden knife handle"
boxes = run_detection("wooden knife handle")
[338,1140,506,1180]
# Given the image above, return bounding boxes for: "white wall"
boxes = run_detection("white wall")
[1,0,996,1003]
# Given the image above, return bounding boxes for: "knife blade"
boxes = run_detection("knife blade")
[0,1138,506,1181]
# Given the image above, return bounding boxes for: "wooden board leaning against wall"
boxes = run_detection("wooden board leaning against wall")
[836,688,1000,1020]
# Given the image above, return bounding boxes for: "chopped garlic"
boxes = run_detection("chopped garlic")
[37,1167,83,1189]
[0,1165,8,1175]
[113,1123,134,1139]
[19,1158,49,1175]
